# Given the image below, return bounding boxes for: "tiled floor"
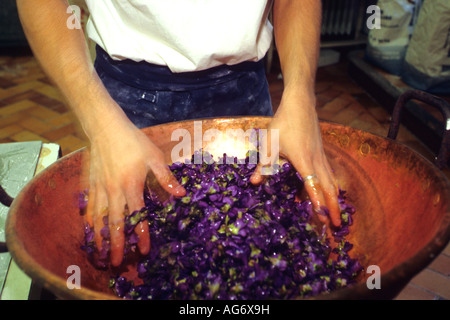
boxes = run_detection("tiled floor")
[0,54,88,155]
[0,51,449,300]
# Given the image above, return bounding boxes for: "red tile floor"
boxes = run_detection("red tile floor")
[0,50,449,299]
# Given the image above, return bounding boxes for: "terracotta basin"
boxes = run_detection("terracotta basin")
[5,117,450,300]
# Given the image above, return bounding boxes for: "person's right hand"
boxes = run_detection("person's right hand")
[16,0,187,269]
[84,117,186,267]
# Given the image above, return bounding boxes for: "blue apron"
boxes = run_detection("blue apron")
[94,46,273,129]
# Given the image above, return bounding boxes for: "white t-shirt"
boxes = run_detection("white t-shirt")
[85,0,273,73]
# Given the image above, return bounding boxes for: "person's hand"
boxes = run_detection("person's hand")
[84,118,186,267]
[250,88,341,229]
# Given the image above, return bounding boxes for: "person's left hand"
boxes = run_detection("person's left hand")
[250,87,341,229]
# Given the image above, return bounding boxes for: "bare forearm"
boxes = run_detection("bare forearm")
[16,0,126,140]
[273,0,321,94]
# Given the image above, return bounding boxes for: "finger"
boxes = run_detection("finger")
[323,186,341,227]
[90,185,109,251]
[302,174,328,224]
[108,189,126,267]
[85,187,106,253]
[151,162,186,197]
[250,129,268,184]
[303,166,342,228]
[323,156,340,195]
[85,188,95,228]
[94,206,109,252]
[321,160,341,227]
[135,221,150,255]
[124,180,150,255]
[250,161,265,185]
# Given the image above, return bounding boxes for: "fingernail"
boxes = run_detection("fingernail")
[332,216,342,228]
[138,237,151,255]
[250,174,259,184]
[111,253,123,267]
[174,185,186,196]
[110,242,124,267]
[136,222,151,254]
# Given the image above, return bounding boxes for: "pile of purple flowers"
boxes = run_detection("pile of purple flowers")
[81,151,362,300]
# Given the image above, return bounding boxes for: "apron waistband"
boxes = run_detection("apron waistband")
[94,45,265,91]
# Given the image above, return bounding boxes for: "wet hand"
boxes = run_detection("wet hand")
[250,89,341,229]
[84,122,186,267]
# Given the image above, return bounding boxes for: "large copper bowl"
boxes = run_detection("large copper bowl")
[5,117,450,300]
